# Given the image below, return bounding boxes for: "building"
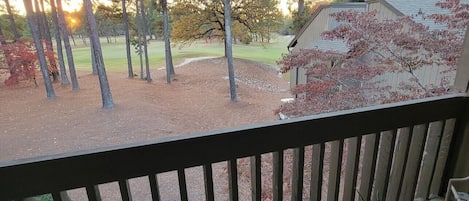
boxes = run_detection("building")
[287,0,465,95]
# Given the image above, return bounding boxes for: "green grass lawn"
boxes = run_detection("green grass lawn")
[69,34,292,73]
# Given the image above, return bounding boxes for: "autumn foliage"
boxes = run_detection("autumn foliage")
[1,39,57,86]
[277,0,469,117]
[2,39,38,86]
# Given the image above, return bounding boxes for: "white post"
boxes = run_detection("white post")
[453,27,469,92]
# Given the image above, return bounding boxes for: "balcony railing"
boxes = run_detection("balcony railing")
[1,93,468,201]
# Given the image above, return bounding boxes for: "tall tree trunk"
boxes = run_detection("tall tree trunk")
[69,28,76,46]
[136,1,144,80]
[223,0,237,102]
[298,0,305,15]
[122,0,133,78]
[4,0,21,40]
[36,0,60,82]
[139,0,152,83]
[162,0,175,83]
[57,0,79,91]
[81,34,88,46]
[90,36,98,74]
[24,0,56,99]
[50,0,70,85]
[84,0,114,109]
[148,26,154,40]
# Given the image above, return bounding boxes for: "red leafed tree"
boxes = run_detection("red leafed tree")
[2,39,40,86]
[277,0,468,117]
[1,38,57,87]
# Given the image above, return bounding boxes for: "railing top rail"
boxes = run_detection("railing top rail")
[0,93,467,200]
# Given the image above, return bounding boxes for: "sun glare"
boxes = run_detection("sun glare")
[280,0,290,15]
[67,16,79,30]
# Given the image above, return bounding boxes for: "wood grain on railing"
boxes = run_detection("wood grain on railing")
[291,147,305,201]
[310,143,324,201]
[327,140,343,201]
[272,151,284,201]
[386,127,411,201]
[250,155,262,201]
[430,119,456,197]
[342,137,361,201]
[358,133,379,201]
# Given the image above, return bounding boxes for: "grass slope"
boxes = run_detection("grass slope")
[69,35,292,73]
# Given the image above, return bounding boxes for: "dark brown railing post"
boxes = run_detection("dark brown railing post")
[250,155,262,201]
[327,140,344,201]
[310,144,324,201]
[85,185,102,201]
[148,174,161,201]
[203,164,215,201]
[118,179,133,201]
[273,151,284,201]
[228,159,239,201]
[291,147,305,201]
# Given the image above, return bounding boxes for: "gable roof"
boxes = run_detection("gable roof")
[379,0,455,30]
[288,0,469,50]
[287,2,367,49]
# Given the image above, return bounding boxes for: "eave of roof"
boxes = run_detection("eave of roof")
[374,0,405,16]
[287,4,328,49]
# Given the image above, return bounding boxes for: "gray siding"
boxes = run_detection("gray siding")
[288,0,460,98]
[289,7,331,89]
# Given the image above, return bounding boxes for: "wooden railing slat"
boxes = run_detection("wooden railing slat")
[326,140,344,201]
[59,192,70,201]
[118,179,133,201]
[399,124,428,201]
[51,192,62,201]
[342,137,361,201]
[385,127,411,201]
[85,185,102,201]
[309,144,324,201]
[177,169,188,201]
[272,151,284,201]
[148,174,161,201]
[429,119,456,197]
[291,147,305,201]
[357,133,378,201]
[203,164,215,201]
[251,155,262,201]
[228,159,239,201]
[371,130,396,201]
[51,191,70,201]
[415,121,444,200]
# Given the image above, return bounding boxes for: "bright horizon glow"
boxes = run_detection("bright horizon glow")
[9,0,328,18]
[280,0,290,15]
[8,1,83,15]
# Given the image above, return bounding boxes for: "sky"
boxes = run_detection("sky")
[7,1,100,15]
